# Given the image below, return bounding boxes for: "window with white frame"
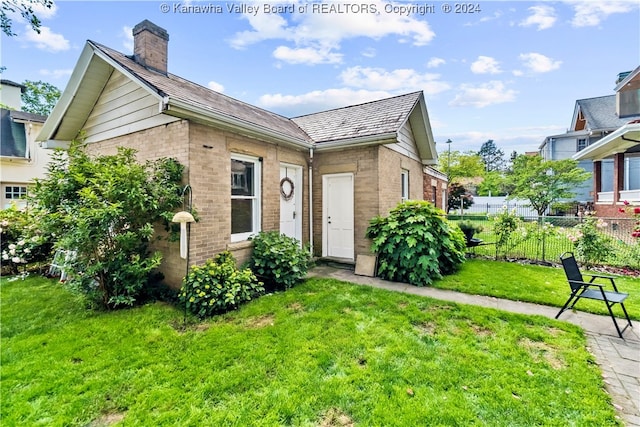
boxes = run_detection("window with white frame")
[231,155,261,241]
[401,169,409,201]
[577,138,587,151]
[5,185,28,200]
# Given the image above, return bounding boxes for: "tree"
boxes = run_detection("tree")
[507,155,591,216]
[438,150,485,182]
[477,170,509,196]
[447,182,474,213]
[31,142,186,308]
[1,0,53,36]
[478,139,506,172]
[21,80,60,115]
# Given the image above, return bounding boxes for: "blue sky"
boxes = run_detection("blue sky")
[1,1,639,155]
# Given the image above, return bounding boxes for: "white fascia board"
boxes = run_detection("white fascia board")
[165,98,313,150]
[37,44,95,142]
[573,123,640,160]
[39,140,71,150]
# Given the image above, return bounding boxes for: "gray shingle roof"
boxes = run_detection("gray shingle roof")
[92,42,313,144]
[577,95,640,130]
[291,92,422,143]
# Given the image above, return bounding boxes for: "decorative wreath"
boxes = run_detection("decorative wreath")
[280,176,294,201]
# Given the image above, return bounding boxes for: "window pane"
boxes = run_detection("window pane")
[628,157,640,190]
[231,160,254,196]
[231,199,253,234]
[601,160,614,192]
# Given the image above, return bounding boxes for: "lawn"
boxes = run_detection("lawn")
[1,274,620,426]
[433,258,640,320]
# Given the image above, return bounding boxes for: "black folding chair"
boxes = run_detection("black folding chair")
[556,252,632,338]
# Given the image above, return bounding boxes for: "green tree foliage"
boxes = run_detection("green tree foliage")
[366,200,466,286]
[478,139,506,172]
[438,150,485,183]
[507,155,591,216]
[447,182,474,213]
[1,0,53,36]
[477,170,510,196]
[21,80,60,115]
[31,142,185,308]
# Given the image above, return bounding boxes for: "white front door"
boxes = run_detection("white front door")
[323,173,354,259]
[280,164,302,243]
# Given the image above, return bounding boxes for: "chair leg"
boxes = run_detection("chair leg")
[556,294,578,319]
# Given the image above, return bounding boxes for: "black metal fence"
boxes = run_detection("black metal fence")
[449,214,640,268]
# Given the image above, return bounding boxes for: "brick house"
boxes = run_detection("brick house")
[572,66,640,217]
[38,20,443,287]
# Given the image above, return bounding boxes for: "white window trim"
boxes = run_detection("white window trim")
[231,154,261,242]
[401,169,410,201]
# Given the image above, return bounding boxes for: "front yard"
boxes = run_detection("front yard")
[1,271,622,426]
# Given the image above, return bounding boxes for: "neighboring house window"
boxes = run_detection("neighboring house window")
[431,185,437,204]
[401,170,409,201]
[577,138,587,152]
[5,185,28,200]
[0,109,29,158]
[231,155,261,242]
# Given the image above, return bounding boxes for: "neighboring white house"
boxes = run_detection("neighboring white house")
[0,79,52,209]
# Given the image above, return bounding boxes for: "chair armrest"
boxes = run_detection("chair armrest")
[585,274,619,291]
[568,279,605,290]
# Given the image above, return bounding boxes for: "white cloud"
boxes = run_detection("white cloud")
[122,26,134,53]
[427,57,446,68]
[39,68,73,80]
[568,1,639,27]
[273,45,343,65]
[449,81,517,108]
[339,66,451,95]
[208,81,225,93]
[519,53,562,73]
[519,5,557,30]
[258,88,394,116]
[361,47,376,58]
[230,0,435,53]
[471,56,502,74]
[22,25,69,51]
[31,1,57,19]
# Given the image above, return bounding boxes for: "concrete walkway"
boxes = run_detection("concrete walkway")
[309,264,640,427]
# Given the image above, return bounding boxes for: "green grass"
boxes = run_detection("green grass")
[433,259,640,320]
[1,275,620,426]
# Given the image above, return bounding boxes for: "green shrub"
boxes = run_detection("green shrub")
[566,214,613,268]
[250,231,312,290]
[179,252,264,318]
[366,200,466,286]
[0,204,53,275]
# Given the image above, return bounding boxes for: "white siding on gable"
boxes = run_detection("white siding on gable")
[83,70,179,143]
[384,120,421,162]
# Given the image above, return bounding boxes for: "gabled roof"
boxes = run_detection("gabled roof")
[615,65,640,92]
[571,95,639,131]
[39,40,436,162]
[292,91,436,162]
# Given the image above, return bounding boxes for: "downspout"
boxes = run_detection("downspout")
[308,147,314,256]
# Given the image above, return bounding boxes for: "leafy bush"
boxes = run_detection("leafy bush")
[366,200,466,286]
[0,204,53,274]
[250,231,312,290]
[566,213,613,268]
[30,143,185,309]
[491,206,524,259]
[179,252,264,318]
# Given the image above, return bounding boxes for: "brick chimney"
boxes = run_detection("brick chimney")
[132,20,169,74]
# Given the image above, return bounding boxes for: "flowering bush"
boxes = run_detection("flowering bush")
[567,213,612,268]
[179,252,264,318]
[490,206,524,259]
[0,204,52,274]
[619,200,640,238]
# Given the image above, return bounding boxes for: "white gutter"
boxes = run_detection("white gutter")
[312,132,398,151]
[166,97,314,150]
[573,122,640,161]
